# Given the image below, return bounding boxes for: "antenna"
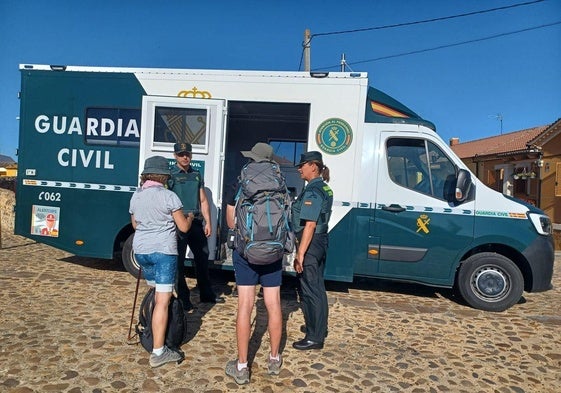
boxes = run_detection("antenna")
[340,54,353,72]
[489,113,503,134]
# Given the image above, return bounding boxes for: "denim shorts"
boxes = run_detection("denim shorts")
[232,250,282,287]
[135,252,177,292]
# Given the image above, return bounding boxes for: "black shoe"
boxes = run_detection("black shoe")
[200,296,225,304]
[292,339,324,350]
[299,325,328,337]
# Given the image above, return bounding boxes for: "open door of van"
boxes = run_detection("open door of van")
[138,95,227,261]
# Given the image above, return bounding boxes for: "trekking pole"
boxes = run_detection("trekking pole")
[127,267,142,342]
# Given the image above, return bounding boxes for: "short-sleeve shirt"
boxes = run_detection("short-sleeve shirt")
[291,177,333,233]
[224,182,238,207]
[129,185,183,255]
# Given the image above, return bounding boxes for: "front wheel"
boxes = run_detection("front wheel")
[457,252,523,312]
[122,233,142,278]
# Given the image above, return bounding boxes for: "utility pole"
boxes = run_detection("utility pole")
[303,29,311,72]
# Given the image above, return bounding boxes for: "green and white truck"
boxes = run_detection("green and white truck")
[15,64,554,311]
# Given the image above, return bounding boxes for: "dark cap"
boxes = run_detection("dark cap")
[241,142,274,162]
[296,151,323,167]
[174,142,192,154]
[141,156,170,175]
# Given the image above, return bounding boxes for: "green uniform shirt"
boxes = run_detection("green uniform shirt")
[169,165,203,215]
[291,177,333,234]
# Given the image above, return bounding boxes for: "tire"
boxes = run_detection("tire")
[457,252,523,312]
[122,233,142,278]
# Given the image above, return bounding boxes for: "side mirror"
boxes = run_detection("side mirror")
[455,169,472,202]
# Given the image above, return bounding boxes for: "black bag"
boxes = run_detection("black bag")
[135,287,188,354]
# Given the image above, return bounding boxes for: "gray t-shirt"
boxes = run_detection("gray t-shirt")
[129,185,183,255]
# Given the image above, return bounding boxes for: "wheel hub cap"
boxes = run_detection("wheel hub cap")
[474,268,508,298]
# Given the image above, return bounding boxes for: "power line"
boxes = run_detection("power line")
[299,0,547,70]
[308,0,545,41]
[313,21,561,71]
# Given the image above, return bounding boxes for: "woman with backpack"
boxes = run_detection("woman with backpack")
[129,155,194,368]
[291,151,333,351]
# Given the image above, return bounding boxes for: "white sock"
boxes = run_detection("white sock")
[237,361,248,371]
[153,346,164,356]
[269,353,280,361]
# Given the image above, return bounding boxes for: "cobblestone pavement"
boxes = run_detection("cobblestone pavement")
[1,233,560,393]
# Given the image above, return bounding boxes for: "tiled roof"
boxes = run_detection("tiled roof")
[528,118,561,146]
[450,125,548,159]
[0,154,16,167]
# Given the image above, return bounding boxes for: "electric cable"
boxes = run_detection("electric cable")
[298,0,548,70]
[313,20,561,70]
[309,0,545,40]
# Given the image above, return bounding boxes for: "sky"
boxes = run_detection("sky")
[1,0,560,160]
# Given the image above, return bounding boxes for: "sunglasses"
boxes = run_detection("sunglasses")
[176,152,191,157]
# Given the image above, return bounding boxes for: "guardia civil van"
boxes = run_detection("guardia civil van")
[15,64,554,311]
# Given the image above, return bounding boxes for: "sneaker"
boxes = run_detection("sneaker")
[267,354,283,375]
[149,346,183,368]
[225,359,250,385]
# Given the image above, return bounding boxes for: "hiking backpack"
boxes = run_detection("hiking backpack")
[234,161,294,265]
[135,287,188,355]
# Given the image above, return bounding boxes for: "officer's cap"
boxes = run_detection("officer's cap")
[296,151,323,167]
[174,142,192,154]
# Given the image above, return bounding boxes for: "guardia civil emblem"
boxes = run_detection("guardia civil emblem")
[316,118,353,155]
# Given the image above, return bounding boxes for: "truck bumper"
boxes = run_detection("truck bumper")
[523,234,554,292]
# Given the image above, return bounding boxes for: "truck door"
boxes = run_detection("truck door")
[138,95,226,260]
[373,132,475,286]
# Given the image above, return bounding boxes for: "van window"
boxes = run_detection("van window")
[85,108,141,147]
[387,138,456,200]
[270,140,306,166]
[153,106,208,146]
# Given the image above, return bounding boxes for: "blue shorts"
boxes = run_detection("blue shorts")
[135,252,177,292]
[232,250,282,287]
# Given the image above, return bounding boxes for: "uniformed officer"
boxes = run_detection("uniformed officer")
[169,142,224,310]
[291,151,333,350]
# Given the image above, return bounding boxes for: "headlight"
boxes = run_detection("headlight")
[528,213,552,235]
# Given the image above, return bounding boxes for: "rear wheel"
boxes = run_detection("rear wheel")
[122,233,142,278]
[457,252,523,312]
